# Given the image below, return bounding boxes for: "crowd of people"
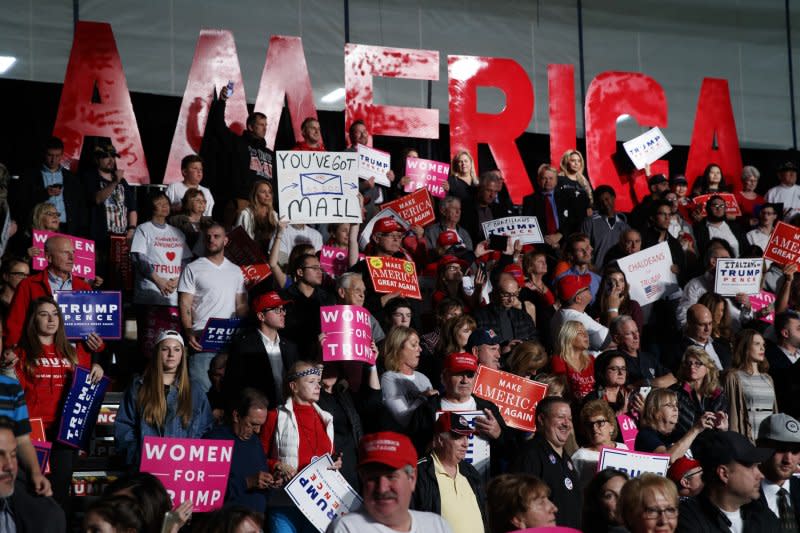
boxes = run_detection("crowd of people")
[1,89,800,533]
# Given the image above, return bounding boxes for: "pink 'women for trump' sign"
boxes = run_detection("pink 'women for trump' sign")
[320,305,374,364]
[404,157,449,198]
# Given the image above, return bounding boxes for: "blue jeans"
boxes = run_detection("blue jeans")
[268,506,317,533]
[188,351,214,393]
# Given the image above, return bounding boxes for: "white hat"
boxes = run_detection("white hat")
[155,329,185,347]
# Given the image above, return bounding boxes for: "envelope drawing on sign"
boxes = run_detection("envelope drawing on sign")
[300,173,343,196]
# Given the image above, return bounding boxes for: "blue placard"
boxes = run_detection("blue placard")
[56,367,110,450]
[54,291,122,340]
[200,318,245,352]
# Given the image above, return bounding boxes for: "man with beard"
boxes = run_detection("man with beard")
[412,413,486,533]
[555,233,602,303]
[677,431,777,533]
[642,198,687,281]
[694,195,747,258]
[580,185,630,267]
[511,396,581,528]
[178,223,248,392]
[326,431,451,533]
[755,413,800,530]
[0,417,64,530]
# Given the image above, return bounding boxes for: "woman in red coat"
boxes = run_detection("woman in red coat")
[14,296,104,506]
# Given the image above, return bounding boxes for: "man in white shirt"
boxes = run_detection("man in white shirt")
[551,274,610,354]
[756,413,800,530]
[326,431,452,533]
[178,223,248,392]
[165,154,215,216]
[766,161,800,221]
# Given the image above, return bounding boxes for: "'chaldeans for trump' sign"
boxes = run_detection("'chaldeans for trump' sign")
[616,242,678,306]
[277,151,361,224]
[54,291,122,340]
[140,437,233,512]
[471,366,548,432]
[714,258,763,296]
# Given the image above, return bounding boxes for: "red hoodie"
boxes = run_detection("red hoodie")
[14,344,91,432]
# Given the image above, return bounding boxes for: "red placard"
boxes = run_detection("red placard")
[366,256,421,299]
[240,264,272,290]
[380,188,436,227]
[471,366,548,432]
[763,221,800,266]
[691,193,741,217]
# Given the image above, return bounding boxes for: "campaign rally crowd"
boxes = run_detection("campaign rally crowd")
[3,82,800,533]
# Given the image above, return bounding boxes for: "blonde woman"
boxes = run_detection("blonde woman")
[380,326,438,428]
[447,150,479,202]
[550,321,595,402]
[559,149,593,214]
[234,180,278,244]
[115,330,212,466]
[618,473,679,533]
[668,346,729,441]
[634,388,711,463]
[723,329,777,442]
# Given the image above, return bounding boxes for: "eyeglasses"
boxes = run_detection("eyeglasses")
[44,211,60,217]
[268,307,287,314]
[709,203,726,209]
[643,507,678,520]
[445,265,462,272]
[587,419,609,429]
[499,291,520,299]
[607,366,627,373]
[301,265,322,271]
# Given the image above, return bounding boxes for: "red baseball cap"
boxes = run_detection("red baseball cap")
[374,217,404,234]
[358,432,418,470]
[667,457,702,484]
[438,255,468,271]
[443,352,478,373]
[434,412,475,436]
[437,230,460,247]
[556,274,591,301]
[503,263,525,287]
[252,291,293,313]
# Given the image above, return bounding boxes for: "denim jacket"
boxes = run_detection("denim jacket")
[114,376,213,466]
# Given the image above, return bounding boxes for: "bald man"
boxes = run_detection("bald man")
[668,303,732,373]
[474,273,539,353]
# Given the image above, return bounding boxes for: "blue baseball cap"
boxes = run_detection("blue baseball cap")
[466,328,503,350]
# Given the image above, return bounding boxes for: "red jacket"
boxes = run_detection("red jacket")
[14,344,91,432]
[4,270,91,347]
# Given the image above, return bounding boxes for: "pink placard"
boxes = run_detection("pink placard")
[320,305,374,364]
[404,157,449,199]
[319,246,363,278]
[749,290,776,324]
[617,414,639,449]
[32,230,96,278]
[140,437,233,512]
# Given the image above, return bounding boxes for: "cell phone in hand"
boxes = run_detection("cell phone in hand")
[488,234,509,252]
[226,80,235,96]
[160,511,182,533]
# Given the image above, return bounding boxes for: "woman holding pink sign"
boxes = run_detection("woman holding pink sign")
[14,296,104,507]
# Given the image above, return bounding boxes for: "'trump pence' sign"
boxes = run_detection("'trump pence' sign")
[357,144,391,187]
[140,437,233,512]
[597,447,670,477]
[714,258,763,296]
[55,291,122,339]
[277,151,361,224]
[320,305,374,364]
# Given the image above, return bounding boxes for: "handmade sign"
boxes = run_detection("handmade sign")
[32,230,96,278]
[623,127,672,170]
[714,258,762,296]
[357,144,391,187]
[140,437,233,512]
[597,447,670,477]
[749,290,776,324]
[404,157,449,198]
[277,151,361,224]
[617,414,639,450]
[57,366,111,450]
[435,410,491,481]
[225,226,268,266]
[616,242,679,306]
[320,306,374,364]
[380,188,436,227]
[692,193,742,217]
[200,318,245,352]
[357,207,409,249]
[472,366,548,432]
[481,216,544,244]
[55,291,122,340]
[764,221,800,266]
[366,256,421,299]
[285,454,363,533]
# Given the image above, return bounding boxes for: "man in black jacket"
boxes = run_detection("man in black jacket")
[221,291,300,411]
[755,413,800,530]
[412,412,486,533]
[522,164,585,253]
[677,431,777,533]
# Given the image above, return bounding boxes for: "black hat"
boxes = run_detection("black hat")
[670,175,688,186]
[648,174,667,187]
[778,161,797,173]
[692,430,773,470]
[93,142,120,158]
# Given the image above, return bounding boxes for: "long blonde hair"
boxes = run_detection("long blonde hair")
[559,149,593,202]
[556,320,591,372]
[137,338,193,429]
[450,150,478,185]
[678,346,721,397]
[383,326,418,372]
